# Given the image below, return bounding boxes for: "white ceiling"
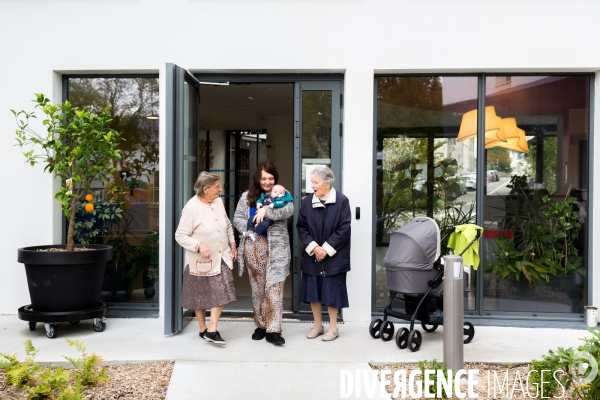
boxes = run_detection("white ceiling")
[199,83,294,131]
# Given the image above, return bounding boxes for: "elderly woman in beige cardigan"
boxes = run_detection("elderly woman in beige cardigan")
[175,172,238,345]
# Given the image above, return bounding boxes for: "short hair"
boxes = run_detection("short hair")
[194,172,220,196]
[311,166,335,185]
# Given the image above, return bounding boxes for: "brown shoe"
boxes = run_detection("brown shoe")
[306,327,324,339]
[322,330,339,341]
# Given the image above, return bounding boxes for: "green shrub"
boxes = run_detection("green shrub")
[528,351,561,398]
[0,339,108,399]
[417,359,452,399]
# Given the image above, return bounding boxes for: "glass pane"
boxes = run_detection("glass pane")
[375,76,479,310]
[482,76,590,313]
[302,90,332,197]
[68,77,160,307]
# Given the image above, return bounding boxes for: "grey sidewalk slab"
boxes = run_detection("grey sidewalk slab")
[0,315,593,399]
[166,361,390,400]
[0,316,590,364]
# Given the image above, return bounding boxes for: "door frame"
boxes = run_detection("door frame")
[164,63,201,335]
[166,73,344,332]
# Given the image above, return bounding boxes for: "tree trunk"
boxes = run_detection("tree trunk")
[66,196,77,251]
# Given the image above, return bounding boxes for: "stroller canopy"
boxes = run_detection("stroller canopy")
[384,217,441,271]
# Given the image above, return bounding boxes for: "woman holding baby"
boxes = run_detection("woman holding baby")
[233,160,293,346]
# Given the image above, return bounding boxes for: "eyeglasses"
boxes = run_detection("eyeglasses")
[209,184,222,190]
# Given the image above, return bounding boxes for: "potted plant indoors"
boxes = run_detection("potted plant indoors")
[13,94,124,312]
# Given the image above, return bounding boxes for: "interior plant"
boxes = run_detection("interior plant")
[12,93,125,313]
[485,175,584,283]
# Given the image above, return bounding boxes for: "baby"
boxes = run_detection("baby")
[244,184,293,241]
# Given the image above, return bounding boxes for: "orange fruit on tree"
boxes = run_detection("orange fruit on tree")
[84,203,94,213]
[85,194,93,202]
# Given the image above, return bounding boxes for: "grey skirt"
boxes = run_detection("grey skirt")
[181,259,237,310]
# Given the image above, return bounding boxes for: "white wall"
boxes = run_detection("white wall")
[1,0,599,320]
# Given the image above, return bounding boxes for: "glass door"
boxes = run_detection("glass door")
[292,81,343,312]
[164,63,200,334]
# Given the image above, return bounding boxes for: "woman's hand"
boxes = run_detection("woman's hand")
[314,246,327,262]
[198,242,211,259]
[253,207,267,225]
[230,244,238,261]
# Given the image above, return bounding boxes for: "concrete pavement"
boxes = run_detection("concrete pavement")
[0,315,593,399]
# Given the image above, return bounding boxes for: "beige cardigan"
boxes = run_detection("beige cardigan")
[175,196,235,276]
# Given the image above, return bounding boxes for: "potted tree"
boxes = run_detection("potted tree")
[13,93,124,312]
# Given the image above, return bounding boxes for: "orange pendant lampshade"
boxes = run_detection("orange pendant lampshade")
[457,106,503,142]
[484,117,529,152]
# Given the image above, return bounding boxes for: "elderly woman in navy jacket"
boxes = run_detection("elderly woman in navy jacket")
[296,166,351,342]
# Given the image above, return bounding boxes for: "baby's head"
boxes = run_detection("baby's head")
[271,184,286,198]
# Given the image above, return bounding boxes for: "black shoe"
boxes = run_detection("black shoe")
[204,330,226,345]
[252,328,267,340]
[199,329,208,340]
[266,332,285,345]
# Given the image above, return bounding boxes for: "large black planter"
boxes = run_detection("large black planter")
[18,244,112,312]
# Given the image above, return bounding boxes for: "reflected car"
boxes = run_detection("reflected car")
[461,174,477,190]
[447,176,468,199]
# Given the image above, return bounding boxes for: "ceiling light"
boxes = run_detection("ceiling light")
[246,96,254,100]
[457,106,502,142]
[146,114,159,120]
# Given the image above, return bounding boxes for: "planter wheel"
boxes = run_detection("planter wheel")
[396,327,409,349]
[28,321,36,331]
[69,321,80,326]
[463,321,475,344]
[93,318,106,332]
[368,318,383,339]
[408,329,422,352]
[44,324,57,339]
[380,320,395,342]
[421,322,438,332]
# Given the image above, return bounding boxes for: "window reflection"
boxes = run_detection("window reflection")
[375,76,478,309]
[68,77,160,310]
[481,76,589,314]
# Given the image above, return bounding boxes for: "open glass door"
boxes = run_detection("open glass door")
[164,63,200,334]
[292,81,343,312]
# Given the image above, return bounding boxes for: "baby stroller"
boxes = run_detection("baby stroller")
[369,217,481,352]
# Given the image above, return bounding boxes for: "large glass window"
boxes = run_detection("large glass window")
[68,77,160,315]
[482,76,589,314]
[375,74,590,317]
[375,76,479,309]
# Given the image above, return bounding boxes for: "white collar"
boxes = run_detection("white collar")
[311,188,337,208]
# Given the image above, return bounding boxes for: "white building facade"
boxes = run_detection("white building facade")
[1,0,598,333]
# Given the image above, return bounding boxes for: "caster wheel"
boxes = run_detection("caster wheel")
[28,321,36,331]
[408,330,422,352]
[463,322,475,344]
[421,322,438,333]
[93,321,106,332]
[45,324,57,339]
[369,319,383,339]
[144,288,155,299]
[69,321,80,326]
[380,321,395,342]
[396,327,409,349]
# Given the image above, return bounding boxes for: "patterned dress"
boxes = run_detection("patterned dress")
[233,192,293,333]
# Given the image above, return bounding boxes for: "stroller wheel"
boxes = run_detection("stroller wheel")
[421,322,438,333]
[463,321,475,344]
[369,319,383,339]
[380,321,395,341]
[396,327,409,349]
[408,330,422,352]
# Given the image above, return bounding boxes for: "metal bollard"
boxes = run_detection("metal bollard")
[443,255,464,372]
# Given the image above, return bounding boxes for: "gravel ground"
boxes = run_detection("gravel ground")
[0,361,173,400]
[372,363,575,399]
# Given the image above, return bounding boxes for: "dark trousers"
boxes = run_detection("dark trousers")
[246,217,273,236]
